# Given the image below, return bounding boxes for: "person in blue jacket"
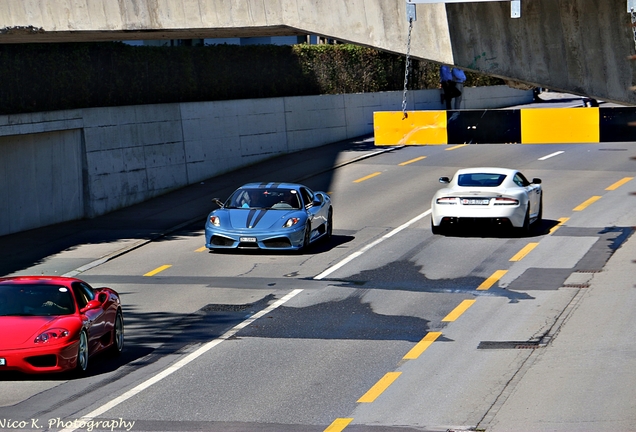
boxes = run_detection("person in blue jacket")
[451,67,467,109]
[439,65,455,110]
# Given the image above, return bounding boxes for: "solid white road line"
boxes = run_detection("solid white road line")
[60,289,304,432]
[314,209,432,280]
[538,151,564,161]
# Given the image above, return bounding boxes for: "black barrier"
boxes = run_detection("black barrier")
[446,110,522,144]
[599,108,636,142]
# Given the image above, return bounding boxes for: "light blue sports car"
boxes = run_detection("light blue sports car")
[205,182,333,251]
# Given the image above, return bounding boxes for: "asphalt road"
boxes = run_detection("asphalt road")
[1,132,635,432]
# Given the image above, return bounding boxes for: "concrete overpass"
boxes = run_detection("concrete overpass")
[0,0,635,105]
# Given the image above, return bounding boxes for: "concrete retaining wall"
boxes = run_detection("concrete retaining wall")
[0,85,532,237]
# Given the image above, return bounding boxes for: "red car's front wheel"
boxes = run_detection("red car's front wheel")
[110,310,124,356]
[76,330,89,373]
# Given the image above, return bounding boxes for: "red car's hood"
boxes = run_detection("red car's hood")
[0,315,79,348]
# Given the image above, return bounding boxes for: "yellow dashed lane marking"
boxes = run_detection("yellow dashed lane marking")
[477,270,508,291]
[442,299,476,322]
[573,196,602,211]
[357,372,402,403]
[143,265,172,277]
[509,243,539,262]
[445,144,468,151]
[403,332,442,360]
[399,156,426,166]
[354,172,382,183]
[324,418,353,432]
[195,246,207,252]
[550,217,569,234]
[606,177,633,191]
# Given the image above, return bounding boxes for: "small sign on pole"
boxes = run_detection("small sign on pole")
[406,3,417,22]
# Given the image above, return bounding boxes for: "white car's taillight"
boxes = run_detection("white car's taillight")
[436,197,458,205]
[493,197,519,205]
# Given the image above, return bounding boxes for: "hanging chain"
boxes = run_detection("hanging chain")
[630,8,636,91]
[402,17,413,119]
[632,8,636,54]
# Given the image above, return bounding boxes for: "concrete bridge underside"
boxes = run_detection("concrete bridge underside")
[1,0,635,105]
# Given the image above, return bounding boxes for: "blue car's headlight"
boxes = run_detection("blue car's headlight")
[283,217,300,228]
[209,215,220,227]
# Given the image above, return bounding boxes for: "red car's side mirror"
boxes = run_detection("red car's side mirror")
[80,299,102,314]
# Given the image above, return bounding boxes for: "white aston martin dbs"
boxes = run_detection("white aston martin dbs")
[431,167,542,234]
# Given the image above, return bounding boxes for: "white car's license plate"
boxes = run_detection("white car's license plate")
[240,237,257,242]
[0,358,6,366]
[462,198,490,205]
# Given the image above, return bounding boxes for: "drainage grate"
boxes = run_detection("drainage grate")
[563,283,590,288]
[478,341,542,350]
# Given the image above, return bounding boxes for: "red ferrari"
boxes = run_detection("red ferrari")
[0,276,123,374]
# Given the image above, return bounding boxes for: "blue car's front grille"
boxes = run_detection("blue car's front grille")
[262,238,292,248]
[237,241,259,249]
[210,236,234,247]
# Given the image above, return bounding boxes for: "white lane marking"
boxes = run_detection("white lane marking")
[314,209,432,280]
[60,289,303,432]
[538,151,564,161]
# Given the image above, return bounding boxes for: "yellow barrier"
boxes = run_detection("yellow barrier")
[374,111,447,146]
[521,107,599,144]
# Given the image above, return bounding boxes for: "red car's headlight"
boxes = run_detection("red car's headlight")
[283,217,300,228]
[34,329,70,344]
[209,215,220,226]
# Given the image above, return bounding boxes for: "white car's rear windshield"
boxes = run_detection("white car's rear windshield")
[457,173,506,187]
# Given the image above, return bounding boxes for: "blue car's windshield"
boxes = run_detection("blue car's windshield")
[225,188,302,210]
[0,284,75,316]
[457,173,506,187]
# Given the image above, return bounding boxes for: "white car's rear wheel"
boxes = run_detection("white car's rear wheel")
[533,195,543,227]
[519,206,531,235]
[431,219,443,235]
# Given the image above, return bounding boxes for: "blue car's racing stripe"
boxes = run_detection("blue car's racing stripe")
[246,209,257,228]
[256,182,281,189]
[246,209,269,228]
[252,209,268,227]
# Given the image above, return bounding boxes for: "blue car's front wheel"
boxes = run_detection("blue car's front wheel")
[300,223,311,252]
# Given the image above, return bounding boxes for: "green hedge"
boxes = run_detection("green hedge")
[0,42,503,115]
